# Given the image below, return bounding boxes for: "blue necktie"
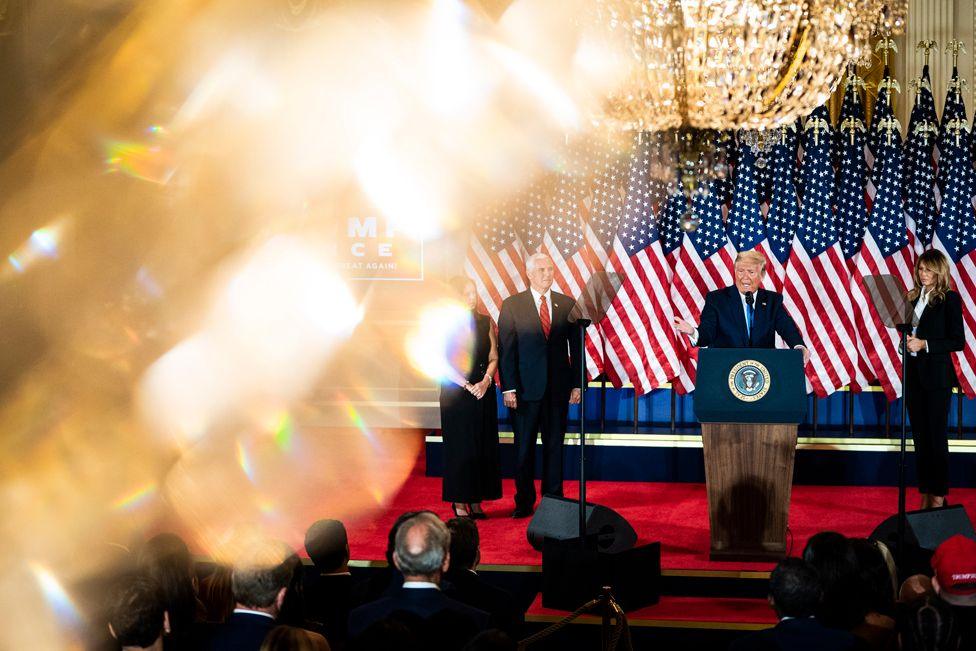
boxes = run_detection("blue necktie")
[746,301,755,339]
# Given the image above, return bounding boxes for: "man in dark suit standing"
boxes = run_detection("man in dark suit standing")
[729,558,864,651]
[674,250,809,363]
[347,513,489,644]
[498,252,582,518]
[208,539,294,651]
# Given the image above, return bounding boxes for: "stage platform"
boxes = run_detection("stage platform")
[343,449,976,644]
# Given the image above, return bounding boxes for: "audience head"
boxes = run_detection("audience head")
[305,519,349,574]
[447,517,480,572]
[198,565,234,623]
[931,535,976,607]
[462,629,517,651]
[259,625,331,651]
[393,512,451,583]
[136,533,197,635]
[900,595,960,651]
[850,538,896,615]
[108,576,169,650]
[768,558,821,619]
[231,539,295,616]
[386,511,424,566]
[899,574,936,604]
[348,614,423,651]
[802,531,863,628]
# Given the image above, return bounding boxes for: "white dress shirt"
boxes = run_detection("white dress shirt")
[911,288,931,356]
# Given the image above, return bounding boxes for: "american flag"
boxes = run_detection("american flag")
[850,108,915,401]
[466,197,526,322]
[670,180,737,393]
[836,76,871,264]
[903,64,939,253]
[600,135,680,393]
[784,105,859,397]
[762,127,801,292]
[932,75,976,398]
[835,86,876,390]
[545,146,605,379]
[728,146,776,290]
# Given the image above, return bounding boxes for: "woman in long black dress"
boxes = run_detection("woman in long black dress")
[905,249,965,510]
[441,276,501,519]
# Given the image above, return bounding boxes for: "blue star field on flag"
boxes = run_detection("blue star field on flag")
[835,75,869,260]
[765,126,801,265]
[727,145,766,252]
[796,105,837,257]
[903,64,939,249]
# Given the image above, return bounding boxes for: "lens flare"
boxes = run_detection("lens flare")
[272,412,294,452]
[406,299,476,387]
[139,236,363,444]
[236,438,255,483]
[29,564,82,630]
[4,221,66,278]
[103,134,176,185]
[111,483,157,511]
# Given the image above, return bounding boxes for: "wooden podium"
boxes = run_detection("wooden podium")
[694,349,807,562]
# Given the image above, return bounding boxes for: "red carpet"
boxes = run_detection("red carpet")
[346,457,976,572]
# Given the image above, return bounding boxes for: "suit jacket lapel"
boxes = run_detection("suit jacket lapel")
[752,289,769,341]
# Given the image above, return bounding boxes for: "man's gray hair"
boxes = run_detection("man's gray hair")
[394,512,451,577]
[231,539,295,608]
[525,252,552,275]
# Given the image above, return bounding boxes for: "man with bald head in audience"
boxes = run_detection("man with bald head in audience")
[347,512,489,645]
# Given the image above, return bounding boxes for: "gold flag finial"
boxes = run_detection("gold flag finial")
[875,37,898,66]
[913,121,938,147]
[877,117,902,147]
[917,40,937,65]
[947,77,968,99]
[840,116,866,146]
[804,116,830,147]
[878,78,901,107]
[946,39,966,67]
[945,118,970,147]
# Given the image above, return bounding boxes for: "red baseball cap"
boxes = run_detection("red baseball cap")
[931,535,976,596]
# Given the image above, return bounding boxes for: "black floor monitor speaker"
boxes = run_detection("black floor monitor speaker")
[542,537,661,611]
[526,496,638,554]
[870,505,975,577]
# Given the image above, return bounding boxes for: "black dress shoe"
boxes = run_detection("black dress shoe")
[511,506,533,519]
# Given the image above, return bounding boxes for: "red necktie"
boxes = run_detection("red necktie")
[539,295,551,339]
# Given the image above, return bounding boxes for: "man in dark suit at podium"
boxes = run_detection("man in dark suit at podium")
[674,251,809,364]
[498,252,582,518]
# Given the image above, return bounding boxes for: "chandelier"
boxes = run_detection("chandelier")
[593,0,907,133]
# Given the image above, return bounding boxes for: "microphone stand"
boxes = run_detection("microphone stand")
[896,322,912,571]
[577,317,592,544]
